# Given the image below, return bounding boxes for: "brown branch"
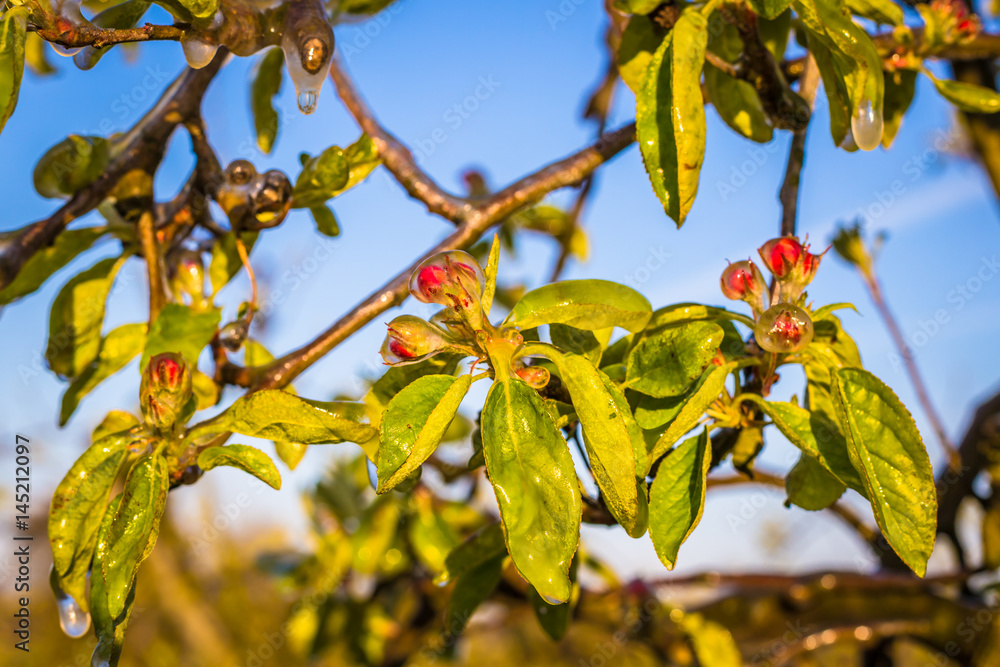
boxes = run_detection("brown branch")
[32,23,184,49]
[0,52,226,291]
[329,57,469,223]
[778,56,820,237]
[138,210,166,323]
[236,62,635,390]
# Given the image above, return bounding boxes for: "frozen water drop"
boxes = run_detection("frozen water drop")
[50,42,82,57]
[181,36,219,70]
[50,566,91,638]
[74,47,100,71]
[851,98,883,152]
[91,648,111,667]
[297,90,318,114]
[541,594,566,605]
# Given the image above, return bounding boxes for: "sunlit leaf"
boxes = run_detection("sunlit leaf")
[61,323,146,425]
[251,47,284,154]
[504,279,652,333]
[0,226,106,305]
[648,428,710,569]
[198,444,281,489]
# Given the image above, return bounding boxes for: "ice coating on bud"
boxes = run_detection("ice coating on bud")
[219,320,249,351]
[181,35,220,69]
[170,249,206,305]
[755,304,814,354]
[281,0,334,114]
[515,364,550,389]
[720,259,766,313]
[851,98,883,152]
[380,315,452,366]
[226,159,257,185]
[50,566,90,638]
[758,236,825,302]
[248,170,293,230]
[408,251,486,306]
[140,352,194,429]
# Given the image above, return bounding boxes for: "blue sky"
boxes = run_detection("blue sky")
[1,0,999,580]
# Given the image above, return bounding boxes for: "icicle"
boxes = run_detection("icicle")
[851,97,883,152]
[50,566,91,638]
[281,0,334,114]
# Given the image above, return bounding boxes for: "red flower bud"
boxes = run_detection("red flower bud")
[408,251,487,330]
[758,237,802,278]
[754,304,814,354]
[720,259,767,314]
[379,315,454,366]
[140,352,194,430]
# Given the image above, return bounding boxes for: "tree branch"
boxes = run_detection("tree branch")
[778,55,820,237]
[237,61,636,390]
[0,51,227,291]
[32,22,184,49]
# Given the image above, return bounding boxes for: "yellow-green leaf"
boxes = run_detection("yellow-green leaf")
[648,428,710,569]
[648,364,731,465]
[926,70,1000,114]
[251,47,284,154]
[625,321,723,398]
[60,323,146,425]
[198,444,281,489]
[636,9,707,226]
[0,226,106,304]
[0,14,26,135]
[504,279,652,333]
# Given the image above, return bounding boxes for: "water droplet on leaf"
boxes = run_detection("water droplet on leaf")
[851,98,883,152]
[50,566,91,638]
[296,90,319,114]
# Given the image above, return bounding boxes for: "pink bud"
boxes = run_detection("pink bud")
[140,352,194,430]
[408,251,485,306]
[758,237,803,278]
[379,315,453,366]
[720,260,766,302]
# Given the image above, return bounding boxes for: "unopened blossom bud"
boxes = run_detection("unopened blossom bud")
[169,249,206,306]
[140,353,195,430]
[380,315,454,366]
[758,236,825,302]
[408,251,487,329]
[754,304,814,354]
[720,259,767,315]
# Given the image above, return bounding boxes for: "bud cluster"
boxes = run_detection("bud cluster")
[379,250,549,389]
[926,0,980,44]
[720,236,825,354]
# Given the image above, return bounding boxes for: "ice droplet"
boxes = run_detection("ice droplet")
[74,47,100,71]
[181,36,219,70]
[50,42,82,57]
[541,594,565,605]
[91,647,112,667]
[296,90,319,114]
[851,98,883,152]
[50,566,91,638]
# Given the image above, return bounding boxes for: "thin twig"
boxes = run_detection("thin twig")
[33,23,184,49]
[138,210,166,323]
[778,56,820,237]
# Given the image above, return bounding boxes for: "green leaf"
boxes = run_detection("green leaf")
[705,63,773,143]
[648,429,710,569]
[679,612,742,667]
[846,0,903,25]
[632,392,686,430]
[648,364,731,464]
[740,396,864,493]
[48,432,131,611]
[208,231,258,294]
[141,303,221,370]
[613,0,662,13]
[833,368,936,576]
[33,135,111,199]
[446,554,505,641]
[251,47,284,154]
[46,256,123,378]
[340,133,381,192]
[748,0,793,20]
[351,495,401,574]
[550,323,606,365]
[926,70,1000,114]
[60,323,146,425]
[197,444,281,489]
[292,145,350,208]
[195,390,377,444]
[625,322,723,398]
[0,226,106,304]
[636,9,707,226]
[529,556,577,640]
[481,234,501,316]
[785,454,846,510]
[274,441,307,470]
[407,496,460,574]
[0,14,25,135]
[102,454,168,619]
[25,33,55,77]
[90,494,136,667]
[482,376,580,603]
[309,204,340,237]
[504,279,652,333]
[542,348,647,536]
[644,302,757,332]
[618,15,664,93]
[377,374,471,493]
[73,0,151,70]
[440,522,507,583]
[93,411,140,442]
